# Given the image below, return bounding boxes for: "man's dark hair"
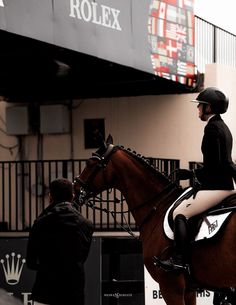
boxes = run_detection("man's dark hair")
[49,178,73,203]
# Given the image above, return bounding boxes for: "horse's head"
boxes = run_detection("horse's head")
[73,134,175,207]
[73,134,116,205]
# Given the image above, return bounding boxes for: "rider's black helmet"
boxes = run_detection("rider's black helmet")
[191,87,229,114]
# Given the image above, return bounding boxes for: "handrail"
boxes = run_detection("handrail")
[0,158,179,232]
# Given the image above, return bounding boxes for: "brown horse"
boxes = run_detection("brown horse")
[74,136,236,305]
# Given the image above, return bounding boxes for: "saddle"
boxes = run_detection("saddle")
[164,187,236,242]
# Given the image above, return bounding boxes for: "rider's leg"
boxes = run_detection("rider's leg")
[157,214,189,272]
[173,214,189,262]
[173,189,236,219]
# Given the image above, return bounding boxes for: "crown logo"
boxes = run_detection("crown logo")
[0,252,26,285]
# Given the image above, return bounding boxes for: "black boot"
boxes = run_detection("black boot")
[154,214,190,273]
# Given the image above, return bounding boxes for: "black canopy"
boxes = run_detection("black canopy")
[0,0,199,102]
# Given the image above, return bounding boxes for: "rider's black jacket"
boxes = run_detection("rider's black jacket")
[195,114,236,190]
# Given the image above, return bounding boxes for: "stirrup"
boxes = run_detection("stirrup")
[153,256,190,274]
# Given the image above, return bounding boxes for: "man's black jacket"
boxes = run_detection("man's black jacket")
[26,201,94,305]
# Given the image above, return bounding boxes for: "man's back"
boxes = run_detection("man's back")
[27,201,93,305]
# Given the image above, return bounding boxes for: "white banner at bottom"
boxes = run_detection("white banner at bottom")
[144,267,214,305]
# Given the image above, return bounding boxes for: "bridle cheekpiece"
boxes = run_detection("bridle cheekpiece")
[74,144,115,205]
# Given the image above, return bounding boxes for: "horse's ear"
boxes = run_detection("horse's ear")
[106,134,113,145]
[94,132,106,148]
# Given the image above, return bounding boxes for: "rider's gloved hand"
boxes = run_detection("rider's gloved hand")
[176,169,193,180]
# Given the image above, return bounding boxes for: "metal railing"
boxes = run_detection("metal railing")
[195,16,236,73]
[189,161,203,170]
[189,161,203,186]
[0,158,180,232]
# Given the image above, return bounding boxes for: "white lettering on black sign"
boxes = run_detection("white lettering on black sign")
[69,0,122,31]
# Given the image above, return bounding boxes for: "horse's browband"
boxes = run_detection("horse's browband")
[92,144,117,165]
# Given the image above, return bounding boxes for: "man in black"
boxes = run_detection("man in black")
[26,178,94,305]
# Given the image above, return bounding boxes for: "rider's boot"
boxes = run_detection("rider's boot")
[154,214,190,273]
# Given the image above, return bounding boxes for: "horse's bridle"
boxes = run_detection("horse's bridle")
[74,144,116,205]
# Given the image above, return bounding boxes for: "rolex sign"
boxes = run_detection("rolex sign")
[0,238,36,305]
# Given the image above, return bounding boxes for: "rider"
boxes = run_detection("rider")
[158,87,236,273]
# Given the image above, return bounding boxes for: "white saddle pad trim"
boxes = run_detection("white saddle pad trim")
[163,187,232,241]
[164,187,193,240]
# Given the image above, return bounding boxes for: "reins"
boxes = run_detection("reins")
[82,181,178,238]
[133,182,179,229]
[84,195,140,239]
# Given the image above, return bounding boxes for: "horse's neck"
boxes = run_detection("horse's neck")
[116,168,166,206]
[112,155,179,226]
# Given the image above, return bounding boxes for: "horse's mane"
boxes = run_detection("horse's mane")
[95,142,172,185]
[119,146,171,184]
